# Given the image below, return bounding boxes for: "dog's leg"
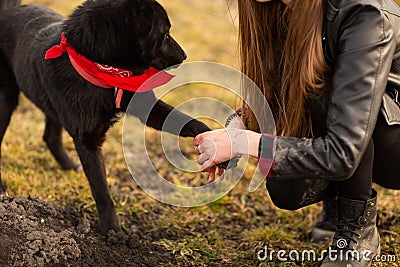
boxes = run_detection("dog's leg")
[148,99,211,137]
[72,128,119,235]
[43,115,81,171]
[127,91,210,138]
[0,65,19,196]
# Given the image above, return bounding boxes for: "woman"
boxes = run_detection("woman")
[194,0,400,266]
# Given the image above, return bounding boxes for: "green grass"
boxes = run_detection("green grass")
[3,0,400,266]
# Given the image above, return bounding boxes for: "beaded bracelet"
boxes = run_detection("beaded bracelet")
[217,109,243,170]
[224,108,243,127]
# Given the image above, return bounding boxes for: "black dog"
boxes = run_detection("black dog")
[0,0,209,234]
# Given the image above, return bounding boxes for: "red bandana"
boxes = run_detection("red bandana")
[45,33,175,108]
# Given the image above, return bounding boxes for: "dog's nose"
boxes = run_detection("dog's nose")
[182,52,187,61]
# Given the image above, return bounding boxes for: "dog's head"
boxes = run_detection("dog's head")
[64,0,186,73]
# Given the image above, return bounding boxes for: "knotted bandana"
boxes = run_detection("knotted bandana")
[45,33,175,108]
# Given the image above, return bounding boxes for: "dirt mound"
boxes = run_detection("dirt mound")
[0,196,176,267]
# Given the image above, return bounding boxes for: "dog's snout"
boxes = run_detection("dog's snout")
[182,51,187,61]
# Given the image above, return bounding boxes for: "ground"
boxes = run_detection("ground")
[0,0,399,266]
[0,196,176,266]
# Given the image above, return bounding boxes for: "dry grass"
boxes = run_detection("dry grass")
[2,0,400,266]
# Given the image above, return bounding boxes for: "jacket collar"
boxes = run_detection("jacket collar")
[325,0,339,21]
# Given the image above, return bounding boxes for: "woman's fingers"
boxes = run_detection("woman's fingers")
[194,129,225,147]
[197,153,209,165]
[195,129,244,179]
[209,167,225,183]
[194,132,209,146]
[208,166,217,183]
[201,159,215,172]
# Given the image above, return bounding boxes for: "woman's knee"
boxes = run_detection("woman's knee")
[268,195,304,211]
[266,180,307,211]
[266,178,332,210]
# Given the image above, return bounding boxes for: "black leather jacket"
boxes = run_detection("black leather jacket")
[273,0,400,180]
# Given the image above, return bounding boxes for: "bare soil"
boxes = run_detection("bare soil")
[0,196,176,267]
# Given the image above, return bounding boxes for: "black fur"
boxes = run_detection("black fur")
[0,0,209,234]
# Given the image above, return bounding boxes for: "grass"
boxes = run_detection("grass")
[2,0,400,266]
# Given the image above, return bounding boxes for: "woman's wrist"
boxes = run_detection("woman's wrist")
[245,130,262,158]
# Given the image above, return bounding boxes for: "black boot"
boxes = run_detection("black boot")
[311,197,337,244]
[321,189,380,267]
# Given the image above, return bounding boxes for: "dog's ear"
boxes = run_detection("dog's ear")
[129,0,155,37]
[63,0,170,72]
[134,1,154,17]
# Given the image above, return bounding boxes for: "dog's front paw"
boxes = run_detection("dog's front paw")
[180,119,211,138]
[61,162,82,172]
[73,164,83,172]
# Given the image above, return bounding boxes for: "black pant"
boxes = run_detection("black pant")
[266,113,400,210]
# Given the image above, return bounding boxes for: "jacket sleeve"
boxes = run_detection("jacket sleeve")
[269,4,397,180]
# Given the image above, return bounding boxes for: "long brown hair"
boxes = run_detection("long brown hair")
[238,0,328,137]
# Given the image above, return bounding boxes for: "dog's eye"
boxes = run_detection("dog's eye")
[164,34,170,41]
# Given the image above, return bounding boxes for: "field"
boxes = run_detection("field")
[1,0,399,266]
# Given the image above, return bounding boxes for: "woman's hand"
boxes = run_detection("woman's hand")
[194,129,261,182]
[227,115,246,130]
